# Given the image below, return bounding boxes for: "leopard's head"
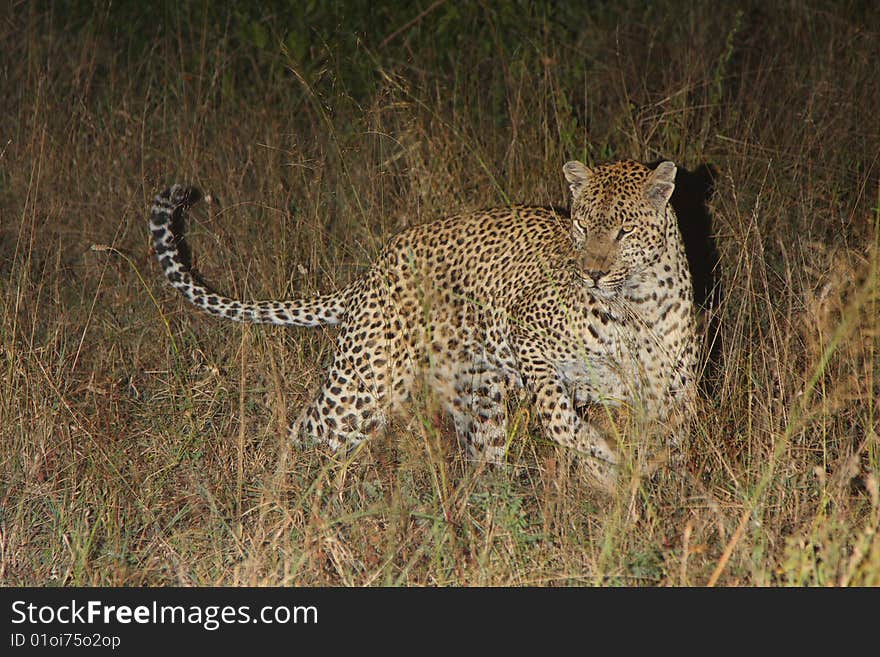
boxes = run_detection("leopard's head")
[564,159,676,297]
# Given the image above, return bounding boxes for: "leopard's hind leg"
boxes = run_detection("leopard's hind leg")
[290,302,404,453]
[447,365,510,465]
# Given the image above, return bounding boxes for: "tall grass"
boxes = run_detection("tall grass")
[1,1,878,586]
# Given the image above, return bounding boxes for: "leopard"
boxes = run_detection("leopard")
[149,159,697,487]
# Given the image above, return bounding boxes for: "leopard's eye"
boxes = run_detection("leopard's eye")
[616,224,635,240]
[572,219,586,235]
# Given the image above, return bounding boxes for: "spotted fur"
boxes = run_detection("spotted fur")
[149,160,697,487]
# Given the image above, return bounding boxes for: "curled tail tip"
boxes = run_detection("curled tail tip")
[152,184,202,216]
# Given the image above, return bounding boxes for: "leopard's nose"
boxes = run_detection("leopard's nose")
[586,269,608,283]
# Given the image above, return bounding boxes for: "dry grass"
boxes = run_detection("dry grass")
[1,2,878,586]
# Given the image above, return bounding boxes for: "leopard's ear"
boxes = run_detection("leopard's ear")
[645,161,676,210]
[563,161,591,196]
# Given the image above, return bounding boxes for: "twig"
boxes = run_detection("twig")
[379,0,447,49]
[707,505,751,587]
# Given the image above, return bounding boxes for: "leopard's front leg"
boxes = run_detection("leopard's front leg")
[515,351,618,487]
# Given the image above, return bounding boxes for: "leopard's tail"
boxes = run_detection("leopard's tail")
[150,185,346,327]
